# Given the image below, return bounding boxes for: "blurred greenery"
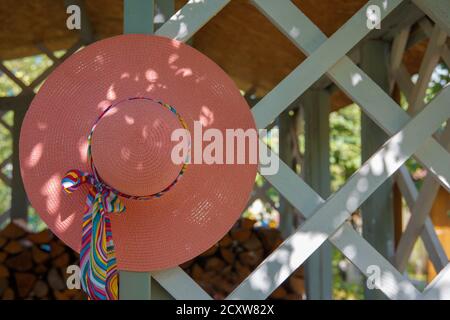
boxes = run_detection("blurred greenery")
[330,104,361,192]
[332,250,364,300]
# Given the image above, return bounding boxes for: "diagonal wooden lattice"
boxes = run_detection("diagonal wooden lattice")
[140,0,450,300]
[0,0,447,300]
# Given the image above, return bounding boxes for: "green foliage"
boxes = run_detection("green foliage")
[332,250,364,300]
[329,104,361,192]
[425,63,449,103]
[3,54,53,87]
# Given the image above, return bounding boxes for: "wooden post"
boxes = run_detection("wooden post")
[278,111,296,237]
[123,0,155,34]
[360,40,395,300]
[11,95,33,221]
[120,0,162,300]
[302,89,332,300]
[119,271,152,300]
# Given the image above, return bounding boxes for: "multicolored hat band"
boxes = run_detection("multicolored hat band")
[60,98,189,299]
[19,34,258,300]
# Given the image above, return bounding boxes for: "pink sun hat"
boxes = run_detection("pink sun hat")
[19,34,257,299]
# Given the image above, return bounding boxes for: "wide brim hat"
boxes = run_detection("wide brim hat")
[19,34,257,271]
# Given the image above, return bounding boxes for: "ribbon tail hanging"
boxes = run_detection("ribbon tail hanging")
[62,170,124,300]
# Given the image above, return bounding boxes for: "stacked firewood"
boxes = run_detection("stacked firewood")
[182,218,305,300]
[0,218,304,300]
[0,222,86,300]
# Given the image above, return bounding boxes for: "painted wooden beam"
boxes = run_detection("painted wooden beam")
[150,278,174,300]
[120,0,155,300]
[230,140,420,299]
[408,24,447,115]
[36,43,59,63]
[119,271,152,300]
[378,2,424,41]
[413,0,450,36]
[64,0,95,44]
[155,0,230,42]
[121,0,208,301]
[152,267,212,300]
[0,116,12,133]
[360,39,395,300]
[395,167,448,273]
[229,87,450,300]
[391,20,449,272]
[30,41,84,91]
[251,0,403,129]
[421,220,448,274]
[278,112,296,238]
[0,63,31,93]
[251,0,450,191]
[422,263,450,299]
[331,223,421,299]
[120,0,231,300]
[396,64,414,105]
[124,0,155,34]
[11,95,33,221]
[154,0,175,31]
[302,89,332,300]
[389,26,411,93]
[0,155,12,186]
[395,125,450,272]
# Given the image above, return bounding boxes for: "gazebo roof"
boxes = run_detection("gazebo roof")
[0,0,430,110]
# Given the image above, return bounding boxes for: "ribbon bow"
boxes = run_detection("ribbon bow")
[60,98,189,300]
[62,169,125,300]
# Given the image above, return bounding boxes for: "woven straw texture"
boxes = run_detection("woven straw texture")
[19,34,257,271]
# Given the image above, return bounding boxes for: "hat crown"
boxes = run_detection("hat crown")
[90,98,184,197]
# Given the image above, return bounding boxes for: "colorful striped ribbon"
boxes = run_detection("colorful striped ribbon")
[61,97,189,300]
[62,169,124,300]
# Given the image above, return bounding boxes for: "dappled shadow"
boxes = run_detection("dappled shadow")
[20,34,257,273]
